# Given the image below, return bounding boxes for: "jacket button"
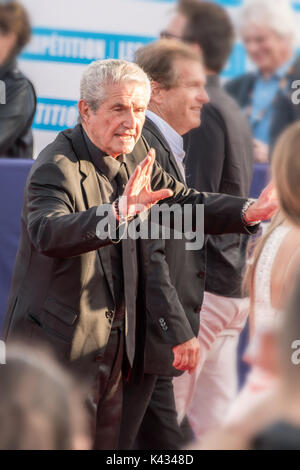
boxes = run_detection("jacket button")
[105,310,114,324]
[194,306,202,314]
[198,272,205,280]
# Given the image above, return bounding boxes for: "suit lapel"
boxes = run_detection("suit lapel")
[69,125,115,301]
[144,118,186,185]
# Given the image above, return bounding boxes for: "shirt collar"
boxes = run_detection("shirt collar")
[82,127,123,181]
[258,54,296,80]
[146,110,184,162]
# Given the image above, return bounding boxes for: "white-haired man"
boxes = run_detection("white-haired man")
[2,59,277,450]
[226,0,300,162]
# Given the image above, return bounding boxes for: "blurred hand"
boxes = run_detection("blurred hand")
[253,139,269,164]
[245,181,278,223]
[119,148,173,218]
[172,337,201,375]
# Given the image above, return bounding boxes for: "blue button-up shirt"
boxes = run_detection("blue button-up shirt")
[249,56,295,144]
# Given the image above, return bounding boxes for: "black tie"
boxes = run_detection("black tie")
[115,162,129,197]
[114,160,138,366]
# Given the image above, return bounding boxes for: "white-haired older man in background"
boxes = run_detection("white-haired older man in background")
[226,0,300,163]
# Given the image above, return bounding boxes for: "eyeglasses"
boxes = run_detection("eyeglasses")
[160,31,183,41]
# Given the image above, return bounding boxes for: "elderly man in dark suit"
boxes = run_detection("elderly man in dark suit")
[2,59,276,450]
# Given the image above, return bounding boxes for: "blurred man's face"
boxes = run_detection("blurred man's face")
[0,32,17,66]
[157,59,209,135]
[161,12,187,40]
[79,81,148,157]
[242,25,292,76]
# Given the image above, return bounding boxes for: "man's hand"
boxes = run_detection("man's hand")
[172,337,201,375]
[119,148,173,218]
[253,139,269,164]
[245,181,278,223]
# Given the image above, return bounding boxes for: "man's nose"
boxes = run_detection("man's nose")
[197,88,210,105]
[123,109,136,129]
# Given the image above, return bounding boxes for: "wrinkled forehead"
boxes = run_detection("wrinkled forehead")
[101,80,150,106]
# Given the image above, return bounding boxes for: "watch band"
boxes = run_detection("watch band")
[241,199,260,226]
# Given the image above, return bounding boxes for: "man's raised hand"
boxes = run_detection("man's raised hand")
[119,148,173,218]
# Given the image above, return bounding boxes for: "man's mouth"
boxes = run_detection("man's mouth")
[115,134,135,140]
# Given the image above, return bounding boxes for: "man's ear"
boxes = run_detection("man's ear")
[150,81,165,105]
[78,100,91,124]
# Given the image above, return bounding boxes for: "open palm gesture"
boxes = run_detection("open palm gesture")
[119,148,173,218]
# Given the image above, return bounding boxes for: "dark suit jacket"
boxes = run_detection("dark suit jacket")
[0,60,36,158]
[141,117,206,376]
[184,75,254,298]
[2,124,255,378]
[225,56,300,150]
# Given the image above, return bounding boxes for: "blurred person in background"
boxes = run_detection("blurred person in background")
[0,343,91,450]
[0,0,36,158]
[226,0,300,163]
[161,0,254,441]
[190,122,300,450]
[190,272,300,450]
[224,122,300,427]
[250,274,300,450]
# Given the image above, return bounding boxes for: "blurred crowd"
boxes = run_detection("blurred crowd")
[1,0,300,451]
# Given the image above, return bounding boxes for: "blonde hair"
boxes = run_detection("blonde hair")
[272,122,300,227]
[245,122,300,335]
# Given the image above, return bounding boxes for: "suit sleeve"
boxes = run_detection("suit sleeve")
[150,160,258,236]
[26,160,119,258]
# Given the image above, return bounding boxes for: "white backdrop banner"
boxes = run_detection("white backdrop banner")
[18,0,300,155]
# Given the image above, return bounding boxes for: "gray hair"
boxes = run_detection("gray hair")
[80,59,151,113]
[239,0,298,44]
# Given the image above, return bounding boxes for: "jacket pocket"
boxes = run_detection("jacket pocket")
[28,297,78,343]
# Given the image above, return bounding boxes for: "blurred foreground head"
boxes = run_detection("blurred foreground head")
[0,0,31,66]
[0,343,91,450]
[278,272,300,393]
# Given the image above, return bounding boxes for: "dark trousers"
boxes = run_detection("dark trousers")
[119,374,186,450]
[92,319,125,450]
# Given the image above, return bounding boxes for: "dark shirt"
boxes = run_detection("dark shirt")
[83,129,126,319]
[184,75,253,298]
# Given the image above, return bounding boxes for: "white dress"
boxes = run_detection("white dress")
[224,224,291,426]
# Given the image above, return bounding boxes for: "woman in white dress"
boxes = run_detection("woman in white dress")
[224,122,300,428]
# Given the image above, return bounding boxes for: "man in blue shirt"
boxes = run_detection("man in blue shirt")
[226,0,300,162]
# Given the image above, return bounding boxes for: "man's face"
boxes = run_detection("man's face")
[158,59,209,135]
[0,32,17,66]
[161,12,187,40]
[242,25,292,75]
[80,81,148,157]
